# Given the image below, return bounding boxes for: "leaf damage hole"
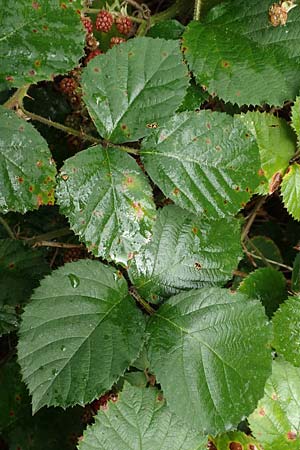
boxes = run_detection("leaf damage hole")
[194,262,202,270]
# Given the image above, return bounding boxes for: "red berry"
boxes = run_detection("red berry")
[115,15,132,35]
[58,77,77,96]
[95,10,114,32]
[81,16,93,34]
[110,36,126,48]
[85,49,103,64]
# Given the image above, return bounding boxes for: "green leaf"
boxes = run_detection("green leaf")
[0,107,56,213]
[56,145,156,265]
[211,431,263,450]
[147,20,185,40]
[81,37,189,143]
[78,383,207,450]
[0,304,18,336]
[177,83,209,113]
[272,296,300,367]
[18,260,146,412]
[0,0,85,87]
[147,287,272,434]
[182,1,300,106]
[249,359,300,449]
[238,267,287,318]
[141,111,261,218]
[291,97,300,142]
[281,163,300,221]
[240,112,296,194]
[128,205,242,302]
[0,359,85,450]
[246,235,283,269]
[292,253,300,293]
[0,238,50,306]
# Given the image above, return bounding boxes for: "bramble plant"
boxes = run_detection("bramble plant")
[1,0,300,449]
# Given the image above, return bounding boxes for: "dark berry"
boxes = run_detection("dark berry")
[95,10,114,32]
[110,36,126,48]
[81,16,93,34]
[63,248,85,263]
[58,77,77,96]
[115,15,132,35]
[85,49,103,64]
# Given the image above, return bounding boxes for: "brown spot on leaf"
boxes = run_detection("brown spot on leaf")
[221,60,230,68]
[42,25,49,30]
[151,293,158,301]
[194,262,202,270]
[156,393,164,402]
[61,2,67,8]
[8,263,15,269]
[192,226,198,234]
[32,28,38,33]
[28,69,36,76]
[61,174,69,181]
[206,123,211,130]
[206,138,211,144]
[241,202,246,207]
[32,1,40,9]
[125,176,134,185]
[94,67,100,73]
[287,431,297,440]
[235,186,240,191]
[146,122,158,129]
[245,133,250,138]
[229,443,243,450]
[207,442,217,450]
[215,145,221,151]
[132,201,144,219]
[5,76,14,82]
[269,171,282,194]
[173,188,180,196]
[236,91,241,97]
[29,186,34,192]
[271,393,278,400]
[17,177,24,183]
[36,160,43,168]
[258,168,265,177]
[34,60,41,67]
[121,124,127,130]
[15,394,21,401]
[162,51,168,57]
[259,407,265,416]
[193,137,198,142]
[37,195,43,206]
[224,199,228,204]
[9,410,14,417]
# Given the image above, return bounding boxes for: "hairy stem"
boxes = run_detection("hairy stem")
[33,241,84,249]
[129,286,155,315]
[2,85,30,110]
[193,0,202,20]
[0,216,16,240]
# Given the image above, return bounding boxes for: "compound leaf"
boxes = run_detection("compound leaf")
[0,107,56,214]
[249,359,300,449]
[183,1,300,106]
[18,260,146,412]
[240,112,296,194]
[238,267,287,318]
[56,145,156,265]
[141,111,261,218]
[281,163,300,221]
[81,37,189,143]
[272,296,300,367]
[147,287,272,434]
[0,0,85,87]
[78,382,207,450]
[129,205,242,302]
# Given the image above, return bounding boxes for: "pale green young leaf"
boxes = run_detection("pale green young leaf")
[18,260,146,412]
[56,145,156,265]
[129,205,242,302]
[141,111,261,218]
[249,359,300,449]
[281,163,300,221]
[147,287,272,434]
[272,296,300,367]
[81,37,189,143]
[240,112,296,194]
[238,267,287,318]
[78,383,207,450]
[0,107,56,214]
[0,0,85,87]
[211,431,263,450]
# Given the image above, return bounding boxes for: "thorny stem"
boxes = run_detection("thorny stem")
[33,241,84,249]
[241,196,266,242]
[129,286,155,315]
[193,0,202,20]
[24,227,72,245]
[0,216,16,240]
[245,250,293,271]
[2,85,30,109]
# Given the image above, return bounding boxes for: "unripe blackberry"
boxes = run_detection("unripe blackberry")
[110,36,126,48]
[115,15,133,35]
[85,49,103,64]
[58,77,77,96]
[81,16,93,34]
[95,10,114,32]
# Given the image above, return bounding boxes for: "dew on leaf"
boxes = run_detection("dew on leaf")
[68,273,80,288]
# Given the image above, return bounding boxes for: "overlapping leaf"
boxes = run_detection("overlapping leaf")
[141,111,261,218]
[147,287,272,434]
[0,107,56,213]
[81,37,189,143]
[78,383,207,450]
[211,431,263,450]
[281,163,300,220]
[183,1,300,105]
[0,0,85,86]
[18,260,146,412]
[241,112,296,194]
[129,205,242,301]
[56,145,156,265]
[0,305,18,336]
[246,235,283,269]
[238,267,287,318]
[272,296,300,367]
[291,97,300,141]
[292,254,300,293]
[0,239,50,306]
[249,359,300,449]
